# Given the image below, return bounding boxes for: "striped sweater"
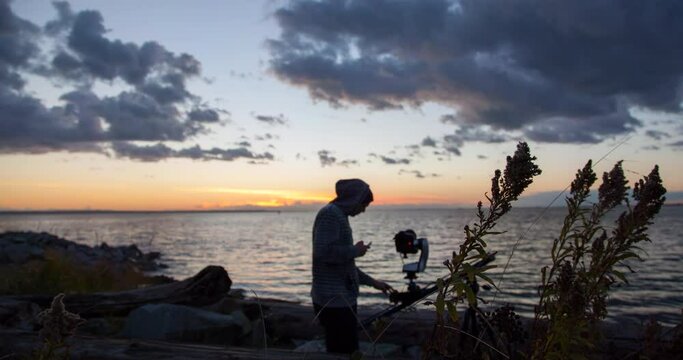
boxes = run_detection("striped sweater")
[311,203,373,307]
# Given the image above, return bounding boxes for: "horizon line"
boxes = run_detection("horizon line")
[1,202,680,214]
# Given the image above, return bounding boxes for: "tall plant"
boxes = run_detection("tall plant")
[531,161,667,359]
[426,142,541,357]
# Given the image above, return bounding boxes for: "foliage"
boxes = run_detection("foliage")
[421,143,669,360]
[530,161,667,359]
[640,313,683,359]
[425,142,541,358]
[484,304,528,355]
[32,293,84,360]
[0,249,158,295]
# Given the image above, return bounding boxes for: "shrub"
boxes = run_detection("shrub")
[531,161,666,359]
[423,143,667,360]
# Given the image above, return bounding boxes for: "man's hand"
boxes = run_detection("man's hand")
[354,241,371,257]
[372,280,396,296]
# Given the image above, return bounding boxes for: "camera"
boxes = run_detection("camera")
[394,229,419,256]
[393,229,429,294]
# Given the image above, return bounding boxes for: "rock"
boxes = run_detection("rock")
[294,340,401,357]
[124,244,143,259]
[406,345,422,360]
[0,246,8,263]
[0,231,165,272]
[5,243,31,264]
[203,296,242,315]
[120,304,251,345]
[7,233,28,244]
[294,339,327,353]
[249,318,268,348]
[28,245,44,258]
[77,318,124,336]
[0,298,41,330]
[361,342,401,357]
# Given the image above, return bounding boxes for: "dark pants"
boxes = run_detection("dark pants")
[313,303,359,354]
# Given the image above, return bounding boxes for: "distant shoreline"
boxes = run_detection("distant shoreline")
[0,202,680,215]
[0,209,282,215]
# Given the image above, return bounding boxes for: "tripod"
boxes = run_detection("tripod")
[360,252,497,329]
[459,279,496,352]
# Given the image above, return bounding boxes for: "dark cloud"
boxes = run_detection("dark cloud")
[112,142,274,162]
[405,144,421,156]
[254,114,288,126]
[339,159,358,166]
[670,140,683,148]
[380,156,410,165]
[399,169,440,179]
[369,152,414,164]
[255,133,279,141]
[0,0,40,90]
[523,107,639,143]
[645,129,670,141]
[442,124,509,155]
[477,154,488,159]
[317,149,357,167]
[269,0,683,143]
[236,141,251,147]
[317,150,336,167]
[421,136,437,147]
[0,1,236,162]
[188,108,223,123]
[137,73,195,104]
[111,142,173,162]
[44,1,74,34]
[59,90,194,142]
[49,5,200,85]
[440,114,458,125]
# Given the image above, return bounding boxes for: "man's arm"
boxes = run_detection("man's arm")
[357,268,374,286]
[358,268,395,294]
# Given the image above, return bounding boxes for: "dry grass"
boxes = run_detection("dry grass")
[0,249,157,295]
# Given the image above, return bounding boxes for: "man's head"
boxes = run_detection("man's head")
[331,178,373,216]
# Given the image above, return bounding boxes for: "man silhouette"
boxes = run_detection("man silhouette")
[311,178,394,354]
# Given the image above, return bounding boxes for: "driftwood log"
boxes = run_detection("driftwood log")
[7,265,231,318]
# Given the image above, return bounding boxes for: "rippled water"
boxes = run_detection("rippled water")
[1,206,681,326]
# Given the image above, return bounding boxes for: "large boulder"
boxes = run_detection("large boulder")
[120,303,251,345]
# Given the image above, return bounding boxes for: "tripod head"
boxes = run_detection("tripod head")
[393,229,429,292]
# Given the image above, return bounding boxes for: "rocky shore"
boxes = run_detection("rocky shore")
[0,231,164,272]
[0,231,426,359]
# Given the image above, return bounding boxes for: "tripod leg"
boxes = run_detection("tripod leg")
[460,306,479,350]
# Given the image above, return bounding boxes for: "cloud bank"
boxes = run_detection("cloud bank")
[0,1,270,162]
[269,0,683,145]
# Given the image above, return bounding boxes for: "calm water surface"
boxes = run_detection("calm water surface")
[1,207,681,326]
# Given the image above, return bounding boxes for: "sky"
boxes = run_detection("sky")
[1,0,682,211]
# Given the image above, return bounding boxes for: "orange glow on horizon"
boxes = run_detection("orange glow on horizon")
[0,177,485,211]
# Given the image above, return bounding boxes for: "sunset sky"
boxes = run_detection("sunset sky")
[1,0,682,211]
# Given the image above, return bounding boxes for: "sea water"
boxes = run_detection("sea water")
[1,206,681,326]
